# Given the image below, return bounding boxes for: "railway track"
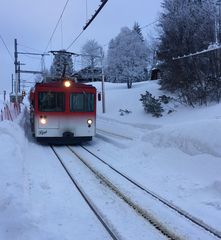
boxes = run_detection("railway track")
[96,128,134,141]
[51,145,119,240]
[94,128,221,238]
[72,144,221,240]
[52,142,221,240]
[51,145,174,240]
[80,145,221,239]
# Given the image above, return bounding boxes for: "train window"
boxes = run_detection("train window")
[70,93,94,112]
[38,92,65,112]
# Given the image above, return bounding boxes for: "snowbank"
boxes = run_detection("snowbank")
[142,119,221,157]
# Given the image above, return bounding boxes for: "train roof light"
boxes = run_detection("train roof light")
[64,80,71,88]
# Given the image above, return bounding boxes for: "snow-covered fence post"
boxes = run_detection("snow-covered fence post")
[13,102,21,117]
[5,104,13,121]
[4,107,7,120]
[14,102,18,117]
[0,109,3,121]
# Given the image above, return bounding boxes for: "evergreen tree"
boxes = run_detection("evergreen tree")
[50,50,73,78]
[158,0,220,105]
[106,27,149,88]
[140,91,164,117]
[133,22,144,42]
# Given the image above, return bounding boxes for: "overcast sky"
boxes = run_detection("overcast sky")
[0,0,162,92]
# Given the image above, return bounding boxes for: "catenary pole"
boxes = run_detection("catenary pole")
[101,53,105,113]
[14,39,18,102]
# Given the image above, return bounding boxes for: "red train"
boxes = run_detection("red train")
[29,79,98,144]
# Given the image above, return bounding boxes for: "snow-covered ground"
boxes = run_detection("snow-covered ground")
[0,80,221,239]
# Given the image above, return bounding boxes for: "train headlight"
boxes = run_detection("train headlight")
[64,80,71,87]
[87,119,93,127]
[40,116,47,125]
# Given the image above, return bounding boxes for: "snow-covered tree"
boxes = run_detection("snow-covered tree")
[158,0,221,105]
[50,50,73,78]
[106,27,149,88]
[133,22,144,42]
[80,40,103,81]
[81,39,103,67]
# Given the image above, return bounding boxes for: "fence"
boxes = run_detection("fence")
[0,102,21,122]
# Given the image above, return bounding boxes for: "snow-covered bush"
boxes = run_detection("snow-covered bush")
[140,92,178,117]
[158,95,173,104]
[140,91,164,117]
[119,109,132,116]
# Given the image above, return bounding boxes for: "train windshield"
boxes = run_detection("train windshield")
[38,92,65,112]
[70,93,94,112]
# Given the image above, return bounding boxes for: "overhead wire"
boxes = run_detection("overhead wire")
[66,30,85,50]
[86,0,88,22]
[75,19,158,54]
[61,17,64,49]
[141,20,159,30]
[18,43,41,52]
[17,43,48,75]
[66,0,109,51]
[44,0,70,53]
[44,0,157,67]
[0,34,14,61]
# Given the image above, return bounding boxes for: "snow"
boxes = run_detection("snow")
[0,80,221,239]
[173,43,221,60]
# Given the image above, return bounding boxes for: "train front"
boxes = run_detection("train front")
[31,80,97,144]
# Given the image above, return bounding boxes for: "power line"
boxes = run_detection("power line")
[141,20,159,30]
[44,0,70,53]
[173,44,221,60]
[18,43,41,52]
[0,34,14,61]
[86,0,88,22]
[83,0,108,31]
[76,19,158,53]
[66,0,109,50]
[66,30,84,50]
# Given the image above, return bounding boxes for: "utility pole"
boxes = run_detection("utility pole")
[14,38,18,102]
[13,38,50,103]
[217,0,221,44]
[215,0,221,44]
[18,61,21,93]
[215,0,221,77]
[14,39,18,76]
[3,90,6,102]
[101,58,106,113]
[100,50,106,113]
[11,74,14,94]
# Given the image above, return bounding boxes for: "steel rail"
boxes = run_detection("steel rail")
[50,145,120,240]
[79,145,221,239]
[96,128,133,140]
[68,145,182,240]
